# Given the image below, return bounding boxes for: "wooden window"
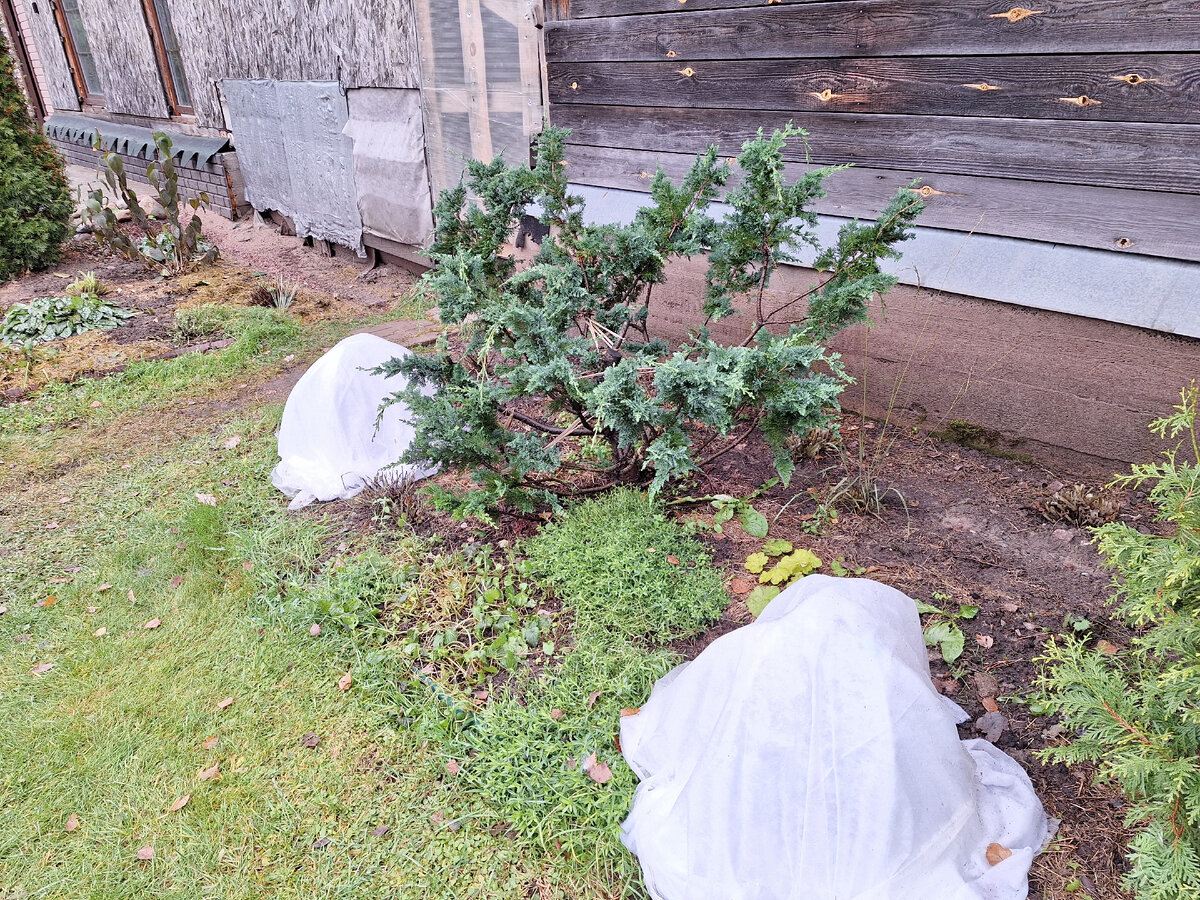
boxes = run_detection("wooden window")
[53,0,102,103]
[140,0,191,115]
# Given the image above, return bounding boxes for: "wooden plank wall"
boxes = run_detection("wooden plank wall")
[545,0,1200,262]
[166,0,421,127]
[21,0,78,110]
[76,0,170,118]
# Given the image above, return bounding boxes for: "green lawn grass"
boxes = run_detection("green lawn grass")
[0,309,726,899]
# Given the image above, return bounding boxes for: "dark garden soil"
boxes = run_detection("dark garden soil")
[379,412,1145,900]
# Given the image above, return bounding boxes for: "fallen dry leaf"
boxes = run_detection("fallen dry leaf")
[309,623,321,637]
[549,709,565,720]
[170,795,190,812]
[197,763,221,782]
[620,708,640,717]
[1000,601,1020,613]
[666,554,680,565]
[729,579,753,595]
[85,606,98,614]
[222,435,242,450]
[35,596,57,607]
[144,618,161,630]
[92,627,107,638]
[299,732,321,748]
[96,584,112,593]
[975,634,994,649]
[985,843,1012,866]
[981,697,1000,713]
[337,670,353,691]
[241,560,253,571]
[216,697,235,710]
[582,751,597,772]
[370,824,389,838]
[1097,640,1122,655]
[589,761,613,784]
[446,759,460,776]
[169,576,184,590]
[65,813,80,832]
[44,522,60,530]
[474,689,489,702]
[312,837,331,849]
[128,590,136,603]
[587,691,601,708]
[49,576,71,583]
[202,736,218,750]
[0,606,7,615]
[90,400,101,408]
[136,845,155,861]
[194,493,217,506]
[30,662,53,676]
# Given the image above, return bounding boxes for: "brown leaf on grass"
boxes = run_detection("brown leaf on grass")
[549,709,565,720]
[337,670,353,691]
[170,576,184,590]
[30,663,53,676]
[35,596,57,607]
[309,623,321,637]
[144,618,161,630]
[222,436,242,450]
[65,813,80,832]
[581,751,597,772]
[729,579,753,595]
[312,836,331,849]
[975,634,994,649]
[1097,640,1122,655]
[241,561,254,572]
[136,845,155,861]
[666,555,680,565]
[170,795,190,812]
[0,606,6,615]
[44,522,60,530]
[474,690,489,702]
[96,584,112,593]
[299,732,321,748]
[197,763,221,781]
[49,576,72,584]
[985,843,1012,866]
[202,735,218,750]
[587,691,601,708]
[981,697,1000,713]
[710,532,726,542]
[85,606,98,614]
[620,708,640,717]
[128,590,137,603]
[92,627,107,638]
[195,493,217,506]
[370,824,389,838]
[216,697,235,710]
[445,759,460,776]
[589,761,613,784]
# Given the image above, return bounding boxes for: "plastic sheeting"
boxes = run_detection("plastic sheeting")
[271,334,435,510]
[621,574,1048,900]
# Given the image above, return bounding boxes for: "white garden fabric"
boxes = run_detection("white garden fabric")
[271,333,435,510]
[620,574,1048,900]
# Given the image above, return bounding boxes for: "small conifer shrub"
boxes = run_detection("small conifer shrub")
[380,125,923,518]
[1037,383,1200,900]
[0,32,72,281]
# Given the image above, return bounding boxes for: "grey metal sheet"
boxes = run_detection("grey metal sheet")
[44,113,231,166]
[221,79,364,253]
[343,88,433,248]
[570,183,1200,339]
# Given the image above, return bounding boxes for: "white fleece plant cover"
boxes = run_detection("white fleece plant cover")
[271,333,435,510]
[620,574,1048,900]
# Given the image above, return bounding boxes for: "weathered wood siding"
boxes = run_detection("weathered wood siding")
[546,1,1200,262]
[22,0,77,110]
[76,0,169,117]
[168,0,421,127]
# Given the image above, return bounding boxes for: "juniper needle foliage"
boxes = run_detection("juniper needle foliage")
[1037,383,1200,900]
[381,125,922,517]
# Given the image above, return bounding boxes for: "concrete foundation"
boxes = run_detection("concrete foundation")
[646,256,1199,476]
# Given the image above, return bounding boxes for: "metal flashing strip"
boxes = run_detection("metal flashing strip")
[570,183,1200,340]
[43,113,230,167]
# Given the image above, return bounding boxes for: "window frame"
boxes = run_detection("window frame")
[51,0,103,106]
[139,0,192,116]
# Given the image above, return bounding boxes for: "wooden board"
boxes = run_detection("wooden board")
[76,0,169,117]
[546,2,1200,63]
[562,142,1200,263]
[549,54,1200,125]
[552,104,1200,195]
[572,0,822,15]
[23,0,79,110]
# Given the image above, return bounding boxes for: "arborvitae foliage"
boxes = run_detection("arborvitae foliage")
[0,33,71,281]
[381,125,922,518]
[1037,383,1200,900]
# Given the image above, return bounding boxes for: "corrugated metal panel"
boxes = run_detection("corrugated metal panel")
[222,79,363,252]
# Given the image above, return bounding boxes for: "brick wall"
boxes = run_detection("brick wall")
[10,0,48,111]
[51,135,246,219]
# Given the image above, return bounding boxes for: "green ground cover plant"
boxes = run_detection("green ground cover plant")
[381,125,922,518]
[1037,384,1200,900]
[0,33,72,281]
